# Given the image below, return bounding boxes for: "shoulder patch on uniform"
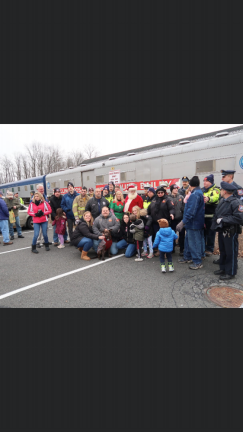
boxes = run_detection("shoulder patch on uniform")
[162,200,166,203]
[216,191,219,194]
[171,201,174,205]
[109,219,112,222]
[116,218,119,222]
[238,189,243,196]
[239,205,243,212]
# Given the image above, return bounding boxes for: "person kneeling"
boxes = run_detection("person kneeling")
[153,219,178,273]
[70,211,105,260]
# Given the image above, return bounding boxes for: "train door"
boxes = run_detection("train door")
[81,170,94,189]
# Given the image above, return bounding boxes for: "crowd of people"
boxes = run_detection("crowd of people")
[0,170,242,281]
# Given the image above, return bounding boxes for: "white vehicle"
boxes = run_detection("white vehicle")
[17,204,33,229]
[45,126,243,195]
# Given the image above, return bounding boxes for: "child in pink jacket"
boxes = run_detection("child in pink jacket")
[52,208,67,249]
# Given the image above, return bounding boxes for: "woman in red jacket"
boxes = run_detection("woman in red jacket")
[28,192,52,254]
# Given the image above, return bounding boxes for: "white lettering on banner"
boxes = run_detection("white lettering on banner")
[109,170,120,184]
[97,178,180,190]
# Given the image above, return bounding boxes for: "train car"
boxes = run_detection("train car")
[0,175,47,202]
[45,126,243,196]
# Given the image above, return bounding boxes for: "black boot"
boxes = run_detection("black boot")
[214,270,225,275]
[213,258,220,264]
[32,244,39,254]
[44,242,50,251]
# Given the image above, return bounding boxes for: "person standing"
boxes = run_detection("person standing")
[52,208,67,249]
[49,188,69,245]
[153,219,178,273]
[178,176,205,269]
[102,185,109,198]
[14,192,24,205]
[73,186,90,224]
[202,174,220,256]
[124,184,144,213]
[169,184,185,254]
[0,194,13,246]
[27,192,52,253]
[143,187,156,210]
[35,184,49,248]
[105,182,115,204]
[85,188,110,220]
[141,183,151,202]
[220,170,243,200]
[211,182,243,280]
[4,191,25,240]
[110,190,125,221]
[88,187,94,198]
[178,176,190,198]
[61,182,79,241]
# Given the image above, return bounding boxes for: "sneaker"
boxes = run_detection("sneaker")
[53,242,60,246]
[135,257,143,262]
[205,251,213,256]
[161,264,166,273]
[147,253,154,259]
[57,244,65,249]
[178,258,192,264]
[141,251,148,257]
[168,263,174,272]
[189,263,203,270]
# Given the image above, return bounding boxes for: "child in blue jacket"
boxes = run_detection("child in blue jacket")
[153,218,178,273]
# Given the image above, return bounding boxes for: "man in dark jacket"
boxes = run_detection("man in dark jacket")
[211,182,243,280]
[61,182,79,241]
[85,188,110,219]
[4,191,24,239]
[178,176,190,197]
[49,188,69,245]
[169,184,185,254]
[221,169,243,200]
[0,196,13,245]
[178,176,205,270]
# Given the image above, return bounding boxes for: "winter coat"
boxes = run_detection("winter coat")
[124,194,144,213]
[147,195,175,223]
[183,187,205,230]
[105,192,115,203]
[27,200,52,224]
[72,195,91,220]
[52,216,67,235]
[130,218,144,241]
[61,191,79,220]
[0,198,9,220]
[140,208,153,237]
[85,196,110,220]
[168,193,184,220]
[201,184,220,217]
[93,211,120,237]
[70,217,99,247]
[211,196,243,231]
[153,227,178,253]
[119,220,135,244]
[109,200,125,220]
[49,194,64,221]
[178,186,189,198]
[4,197,21,217]
[143,195,154,209]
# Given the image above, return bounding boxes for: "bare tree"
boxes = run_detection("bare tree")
[14,154,22,180]
[83,144,100,160]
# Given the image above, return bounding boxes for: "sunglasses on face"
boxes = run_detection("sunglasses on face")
[157,192,164,195]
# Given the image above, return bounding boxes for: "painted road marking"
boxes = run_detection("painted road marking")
[0,254,125,300]
[0,246,31,255]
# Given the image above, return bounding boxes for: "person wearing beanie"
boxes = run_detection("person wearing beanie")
[178,176,205,270]
[61,182,79,241]
[143,187,156,210]
[168,184,185,254]
[106,182,116,203]
[202,174,220,255]
[102,185,109,198]
[153,218,178,273]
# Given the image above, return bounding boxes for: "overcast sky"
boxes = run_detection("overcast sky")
[0,124,242,158]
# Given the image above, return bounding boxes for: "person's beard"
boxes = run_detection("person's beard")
[128,191,137,200]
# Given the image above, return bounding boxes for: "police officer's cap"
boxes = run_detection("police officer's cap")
[221,169,236,176]
[181,176,189,182]
[220,181,237,192]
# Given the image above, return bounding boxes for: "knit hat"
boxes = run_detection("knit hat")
[170,184,179,193]
[6,191,14,198]
[189,176,200,187]
[158,218,169,228]
[103,185,109,191]
[148,187,156,194]
[204,174,214,184]
[54,188,61,193]
[67,182,74,188]
[156,186,166,194]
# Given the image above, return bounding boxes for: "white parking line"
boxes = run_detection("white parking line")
[0,246,31,255]
[0,254,125,300]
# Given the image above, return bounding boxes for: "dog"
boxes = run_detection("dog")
[97,229,113,260]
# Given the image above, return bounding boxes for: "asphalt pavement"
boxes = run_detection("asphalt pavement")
[0,227,243,308]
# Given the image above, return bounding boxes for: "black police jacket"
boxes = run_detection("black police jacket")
[211,196,243,231]
[147,195,175,223]
[85,197,110,220]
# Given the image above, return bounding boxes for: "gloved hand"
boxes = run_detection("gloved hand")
[176,220,185,232]
[37,210,44,216]
[75,219,80,225]
[144,226,150,232]
[35,213,41,217]
[67,209,71,212]
[217,218,223,224]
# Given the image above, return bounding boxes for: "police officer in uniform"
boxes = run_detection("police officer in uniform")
[178,176,190,197]
[142,183,151,205]
[211,182,243,280]
[221,169,243,200]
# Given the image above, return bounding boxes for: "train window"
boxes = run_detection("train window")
[96,175,104,184]
[51,182,56,188]
[12,188,15,192]
[121,172,126,181]
[25,186,28,191]
[64,180,71,187]
[18,187,20,191]
[196,160,216,173]
[30,185,34,191]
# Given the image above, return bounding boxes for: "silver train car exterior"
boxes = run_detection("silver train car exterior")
[0,175,47,201]
[45,128,243,196]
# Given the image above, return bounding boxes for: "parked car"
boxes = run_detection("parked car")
[16,204,33,229]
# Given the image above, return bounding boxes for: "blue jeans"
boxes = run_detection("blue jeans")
[204,218,216,253]
[9,215,22,236]
[77,237,93,252]
[184,229,204,265]
[93,239,101,252]
[116,239,137,258]
[33,222,49,245]
[53,224,67,243]
[0,219,10,243]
